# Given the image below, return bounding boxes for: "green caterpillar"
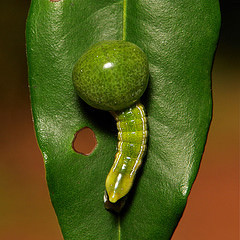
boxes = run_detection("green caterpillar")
[104,102,147,211]
[72,40,149,212]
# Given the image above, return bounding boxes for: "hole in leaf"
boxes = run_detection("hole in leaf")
[72,127,97,155]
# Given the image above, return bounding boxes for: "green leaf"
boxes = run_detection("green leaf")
[26,0,220,239]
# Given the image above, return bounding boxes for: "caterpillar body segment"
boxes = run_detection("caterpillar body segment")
[105,102,148,204]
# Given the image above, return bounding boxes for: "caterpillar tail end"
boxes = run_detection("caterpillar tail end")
[104,191,127,213]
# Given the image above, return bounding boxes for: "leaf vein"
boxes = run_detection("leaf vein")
[122,0,127,40]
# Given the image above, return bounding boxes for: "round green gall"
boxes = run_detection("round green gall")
[72,40,149,111]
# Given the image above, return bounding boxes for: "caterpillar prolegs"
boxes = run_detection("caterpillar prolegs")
[104,102,148,212]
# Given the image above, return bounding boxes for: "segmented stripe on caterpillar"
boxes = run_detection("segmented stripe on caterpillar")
[105,102,148,206]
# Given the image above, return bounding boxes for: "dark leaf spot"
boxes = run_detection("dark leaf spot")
[72,127,97,155]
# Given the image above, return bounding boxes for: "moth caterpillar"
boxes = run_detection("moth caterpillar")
[104,102,147,211]
[72,40,149,212]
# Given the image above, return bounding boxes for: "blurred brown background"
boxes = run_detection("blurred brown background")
[0,1,239,239]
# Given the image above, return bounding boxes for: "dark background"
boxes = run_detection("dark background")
[0,1,239,239]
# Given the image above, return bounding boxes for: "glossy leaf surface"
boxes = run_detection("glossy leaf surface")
[26,0,220,239]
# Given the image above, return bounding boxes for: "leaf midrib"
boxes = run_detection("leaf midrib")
[118,0,127,238]
[122,0,127,41]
